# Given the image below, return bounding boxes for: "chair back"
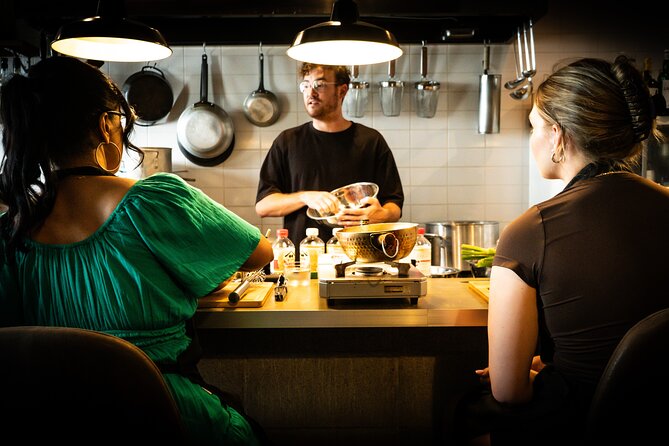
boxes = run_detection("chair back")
[586,308,669,443]
[0,326,188,444]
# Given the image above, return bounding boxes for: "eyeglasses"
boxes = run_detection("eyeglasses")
[106,110,127,127]
[299,80,339,93]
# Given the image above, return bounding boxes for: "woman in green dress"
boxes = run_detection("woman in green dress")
[0,56,273,445]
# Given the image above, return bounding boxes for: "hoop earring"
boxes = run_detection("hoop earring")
[551,144,566,164]
[95,141,122,173]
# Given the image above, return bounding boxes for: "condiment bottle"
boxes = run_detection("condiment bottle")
[270,229,295,274]
[410,227,432,277]
[300,228,325,278]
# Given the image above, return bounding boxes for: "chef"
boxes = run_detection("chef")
[255,63,404,243]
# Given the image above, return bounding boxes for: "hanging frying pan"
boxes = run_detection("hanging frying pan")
[122,65,173,126]
[177,50,235,166]
[243,43,280,127]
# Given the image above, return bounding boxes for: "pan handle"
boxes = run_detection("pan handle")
[258,52,265,92]
[200,53,208,103]
[371,232,400,259]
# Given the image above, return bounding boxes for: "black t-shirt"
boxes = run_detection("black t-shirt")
[494,172,669,388]
[256,122,404,243]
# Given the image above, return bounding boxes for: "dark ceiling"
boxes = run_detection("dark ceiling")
[2,0,548,58]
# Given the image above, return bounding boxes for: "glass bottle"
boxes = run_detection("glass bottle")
[270,229,295,274]
[300,228,325,278]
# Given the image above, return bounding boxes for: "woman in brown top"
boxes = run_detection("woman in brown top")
[456,56,669,445]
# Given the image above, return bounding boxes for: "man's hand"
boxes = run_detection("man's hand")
[301,191,341,216]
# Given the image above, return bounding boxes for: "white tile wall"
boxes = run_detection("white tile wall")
[3,1,664,238]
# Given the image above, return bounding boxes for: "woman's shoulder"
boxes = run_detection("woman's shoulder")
[121,173,201,210]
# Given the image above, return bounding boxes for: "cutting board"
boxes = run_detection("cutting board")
[467,279,490,302]
[199,281,273,308]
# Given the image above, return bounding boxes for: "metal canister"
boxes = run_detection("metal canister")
[478,43,501,134]
[424,221,499,271]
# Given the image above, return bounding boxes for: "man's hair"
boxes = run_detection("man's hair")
[300,63,351,86]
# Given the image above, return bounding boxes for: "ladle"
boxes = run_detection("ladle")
[504,27,526,90]
[521,20,536,78]
[510,77,533,100]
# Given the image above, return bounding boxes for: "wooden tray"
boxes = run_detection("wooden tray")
[199,281,273,308]
[466,279,490,302]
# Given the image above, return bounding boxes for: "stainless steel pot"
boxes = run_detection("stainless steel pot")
[424,221,499,271]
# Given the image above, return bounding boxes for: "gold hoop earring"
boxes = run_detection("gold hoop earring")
[551,143,566,164]
[95,141,122,173]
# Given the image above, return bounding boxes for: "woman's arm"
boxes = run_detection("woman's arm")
[239,235,273,271]
[487,265,539,404]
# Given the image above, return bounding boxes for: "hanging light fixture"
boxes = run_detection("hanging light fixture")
[51,0,172,63]
[286,0,402,66]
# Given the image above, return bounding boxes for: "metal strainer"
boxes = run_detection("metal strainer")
[336,222,418,263]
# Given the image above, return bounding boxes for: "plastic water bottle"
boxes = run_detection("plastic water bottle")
[270,229,295,274]
[300,228,325,278]
[326,228,344,255]
[410,227,432,277]
[326,227,351,263]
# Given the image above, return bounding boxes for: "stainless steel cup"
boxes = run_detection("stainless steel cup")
[345,82,369,118]
[379,80,404,116]
[414,82,440,118]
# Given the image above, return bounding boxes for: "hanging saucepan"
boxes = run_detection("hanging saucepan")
[177,50,235,167]
[122,65,174,126]
[243,43,280,127]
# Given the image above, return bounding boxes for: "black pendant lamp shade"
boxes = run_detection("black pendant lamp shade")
[287,0,402,66]
[51,1,172,62]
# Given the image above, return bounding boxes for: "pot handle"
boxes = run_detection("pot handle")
[372,232,399,259]
[142,65,166,79]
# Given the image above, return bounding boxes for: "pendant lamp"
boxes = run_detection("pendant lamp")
[51,0,172,63]
[286,0,402,66]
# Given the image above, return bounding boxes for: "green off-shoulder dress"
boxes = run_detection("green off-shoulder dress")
[0,173,261,446]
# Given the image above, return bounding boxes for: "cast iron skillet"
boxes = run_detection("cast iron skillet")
[122,65,174,126]
[176,52,235,166]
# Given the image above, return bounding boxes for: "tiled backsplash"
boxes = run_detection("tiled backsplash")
[3,3,664,239]
[108,42,532,235]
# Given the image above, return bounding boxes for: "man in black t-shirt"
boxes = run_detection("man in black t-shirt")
[255,63,404,243]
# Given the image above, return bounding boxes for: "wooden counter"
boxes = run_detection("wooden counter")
[195,277,488,329]
[194,277,489,445]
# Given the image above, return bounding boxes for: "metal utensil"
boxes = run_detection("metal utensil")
[414,41,440,118]
[504,27,526,90]
[379,59,404,117]
[478,42,501,134]
[176,44,235,166]
[243,42,280,127]
[336,222,418,263]
[510,76,533,100]
[344,65,369,118]
[521,21,536,78]
[228,269,266,304]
